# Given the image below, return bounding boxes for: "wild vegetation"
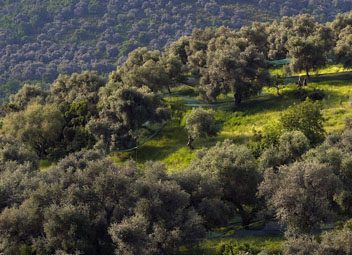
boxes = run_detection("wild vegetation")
[1,7,352,255]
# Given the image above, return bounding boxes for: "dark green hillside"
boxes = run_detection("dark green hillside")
[1,0,352,101]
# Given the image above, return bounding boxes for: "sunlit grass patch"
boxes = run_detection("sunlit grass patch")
[270,64,352,77]
[111,69,352,172]
[39,159,53,171]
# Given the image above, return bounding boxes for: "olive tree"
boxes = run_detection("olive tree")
[200,37,270,105]
[259,131,310,170]
[283,235,320,255]
[49,72,105,155]
[188,140,260,227]
[0,150,136,254]
[1,103,64,157]
[335,26,352,68]
[172,169,232,229]
[0,135,38,168]
[88,85,169,152]
[7,84,47,112]
[259,160,341,234]
[318,221,352,254]
[49,71,104,112]
[185,108,219,149]
[280,99,325,145]
[284,220,352,255]
[286,15,334,77]
[111,47,171,92]
[109,162,205,255]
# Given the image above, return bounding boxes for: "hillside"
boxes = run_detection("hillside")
[1,5,352,254]
[1,0,352,100]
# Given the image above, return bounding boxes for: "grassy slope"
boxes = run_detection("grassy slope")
[111,67,352,173]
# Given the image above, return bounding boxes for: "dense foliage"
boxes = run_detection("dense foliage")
[1,115,352,254]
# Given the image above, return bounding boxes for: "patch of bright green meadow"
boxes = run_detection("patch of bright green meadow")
[110,69,352,172]
[270,64,352,77]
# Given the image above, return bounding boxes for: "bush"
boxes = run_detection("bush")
[280,99,325,145]
[259,131,310,170]
[185,108,219,148]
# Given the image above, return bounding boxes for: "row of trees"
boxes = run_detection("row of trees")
[163,12,352,105]
[90,12,352,109]
[5,12,351,159]
[0,148,205,254]
[0,71,170,159]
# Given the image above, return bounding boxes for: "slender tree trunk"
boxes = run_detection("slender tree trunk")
[167,85,171,94]
[237,204,252,229]
[276,86,281,96]
[303,77,308,86]
[187,135,194,150]
[305,67,310,78]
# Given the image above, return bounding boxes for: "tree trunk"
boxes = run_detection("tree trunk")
[234,91,242,107]
[187,136,194,150]
[276,86,281,96]
[167,85,171,94]
[305,67,310,78]
[303,77,308,86]
[297,77,303,89]
[237,204,252,229]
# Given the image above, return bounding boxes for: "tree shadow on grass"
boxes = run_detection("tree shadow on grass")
[310,71,352,83]
[234,82,350,116]
[112,123,252,170]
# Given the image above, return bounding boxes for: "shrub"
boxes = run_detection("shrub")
[185,108,219,148]
[280,99,325,145]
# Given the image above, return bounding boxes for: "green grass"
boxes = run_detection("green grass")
[178,217,284,254]
[110,69,352,172]
[179,236,284,255]
[110,123,195,172]
[269,64,352,77]
[39,159,53,171]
